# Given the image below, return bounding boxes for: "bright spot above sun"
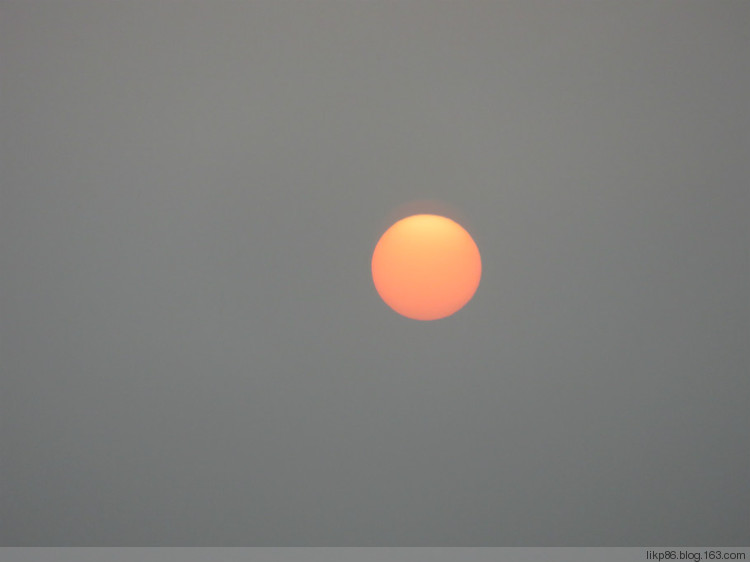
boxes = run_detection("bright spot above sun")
[371,214,481,321]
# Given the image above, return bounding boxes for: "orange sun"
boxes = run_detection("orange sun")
[371,214,481,320]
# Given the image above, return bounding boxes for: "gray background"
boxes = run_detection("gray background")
[1,0,748,546]
[5,548,749,562]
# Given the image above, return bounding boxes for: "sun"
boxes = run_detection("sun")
[371,214,481,321]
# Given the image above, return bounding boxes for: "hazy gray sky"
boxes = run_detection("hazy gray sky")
[2,0,748,546]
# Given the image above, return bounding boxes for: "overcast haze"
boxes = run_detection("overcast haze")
[2,0,748,545]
